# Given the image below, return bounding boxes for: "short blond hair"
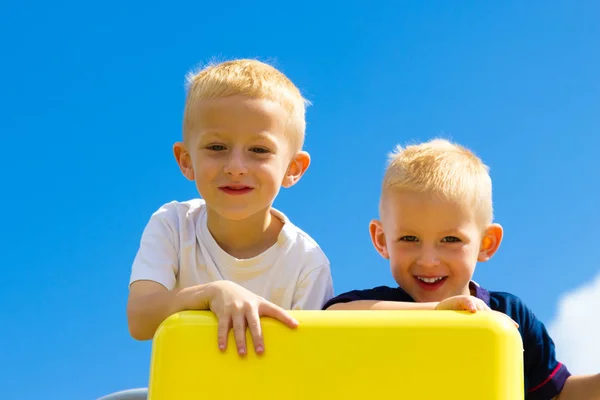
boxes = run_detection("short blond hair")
[183,59,309,151]
[381,139,494,226]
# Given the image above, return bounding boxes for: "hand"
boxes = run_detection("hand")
[436,295,490,312]
[206,281,299,356]
[435,295,519,328]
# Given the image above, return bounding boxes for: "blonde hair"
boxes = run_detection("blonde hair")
[183,59,309,151]
[382,138,494,226]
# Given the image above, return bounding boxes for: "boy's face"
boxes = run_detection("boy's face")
[370,190,502,303]
[173,95,309,221]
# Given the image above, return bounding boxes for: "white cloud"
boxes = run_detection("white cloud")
[548,272,600,375]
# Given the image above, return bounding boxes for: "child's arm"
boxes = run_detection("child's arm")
[127,206,192,340]
[327,300,438,310]
[509,296,574,400]
[126,280,212,341]
[554,374,600,399]
[326,294,490,312]
[127,280,298,355]
[323,289,519,327]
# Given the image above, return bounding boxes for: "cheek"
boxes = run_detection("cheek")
[389,256,412,285]
[194,159,219,179]
[463,244,480,260]
[388,245,410,267]
[446,245,478,267]
[255,160,287,182]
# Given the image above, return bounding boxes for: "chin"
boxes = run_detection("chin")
[217,206,268,221]
[411,291,446,304]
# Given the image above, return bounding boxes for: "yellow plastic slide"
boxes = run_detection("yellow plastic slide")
[147,310,524,399]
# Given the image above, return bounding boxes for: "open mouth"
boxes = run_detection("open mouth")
[414,276,448,290]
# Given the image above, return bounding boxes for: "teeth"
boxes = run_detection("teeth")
[417,276,444,283]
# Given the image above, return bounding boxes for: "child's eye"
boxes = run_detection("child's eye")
[250,147,270,154]
[206,144,226,151]
[399,236,419,242]
[442,236,461,243]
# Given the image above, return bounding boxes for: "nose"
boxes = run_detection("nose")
[223,149,248,176]
[416,244,441,269]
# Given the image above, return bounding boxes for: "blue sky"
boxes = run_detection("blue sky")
[1,1,598,398]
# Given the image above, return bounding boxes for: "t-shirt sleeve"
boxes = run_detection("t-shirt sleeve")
[322,286,404,310]
[129,205,179,290]
[291,264,334,310]
[520,301,571,400]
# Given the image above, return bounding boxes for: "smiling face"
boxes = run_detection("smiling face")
[174,95,310,221]
[370,189,502,303]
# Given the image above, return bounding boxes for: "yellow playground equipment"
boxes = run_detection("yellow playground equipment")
[144,310,524,399]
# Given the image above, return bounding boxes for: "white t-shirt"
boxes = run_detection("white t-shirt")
[130,199,334,310]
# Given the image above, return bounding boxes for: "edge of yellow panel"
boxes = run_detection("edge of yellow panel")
[155,309,522,331]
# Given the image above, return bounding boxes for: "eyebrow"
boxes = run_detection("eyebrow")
[196,130,224,138]
[198,130,276,139]
[439,227,472,235]
[395,228,468,236]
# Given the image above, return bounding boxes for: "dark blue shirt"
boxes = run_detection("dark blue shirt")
[322,281,571,400]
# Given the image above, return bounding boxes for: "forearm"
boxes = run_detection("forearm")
[127,283,214,340]
[557,374,600,400]
[326,300,438,310]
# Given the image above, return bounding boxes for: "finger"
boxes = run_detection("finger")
[457,299,476,312]
[217,315,231,352]
[467,301,478,312]
[246,308,265,355]
[260,302,299,328]
[231,312,248,356]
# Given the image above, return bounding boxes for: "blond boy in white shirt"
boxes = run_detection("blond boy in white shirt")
[127,59,334,357]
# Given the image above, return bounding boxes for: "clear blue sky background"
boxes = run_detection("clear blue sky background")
[1,1,598,399]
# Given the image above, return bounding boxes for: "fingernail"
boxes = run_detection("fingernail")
[219,344,225,351]
[239,348,246,355]
[256,345,264,353]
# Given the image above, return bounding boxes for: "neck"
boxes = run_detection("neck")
[206,206,283,259]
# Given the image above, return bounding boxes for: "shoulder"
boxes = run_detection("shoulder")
[136,199,207,250]
[323,286,408,309]
[144,198,206,230]
[485,289,571,398]
[486,289,555,353]
[486,289,534,326]
[488,290,527,311]
[273,208,330,268]
[151,198,206,221]
[131,200,208,289]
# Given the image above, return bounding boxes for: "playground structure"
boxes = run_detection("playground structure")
[100,310,524,399]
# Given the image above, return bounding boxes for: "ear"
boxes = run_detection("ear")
[369,219,390,259]
[282,151,311,188]
[478,223,503,262]
[173,142,195,181]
